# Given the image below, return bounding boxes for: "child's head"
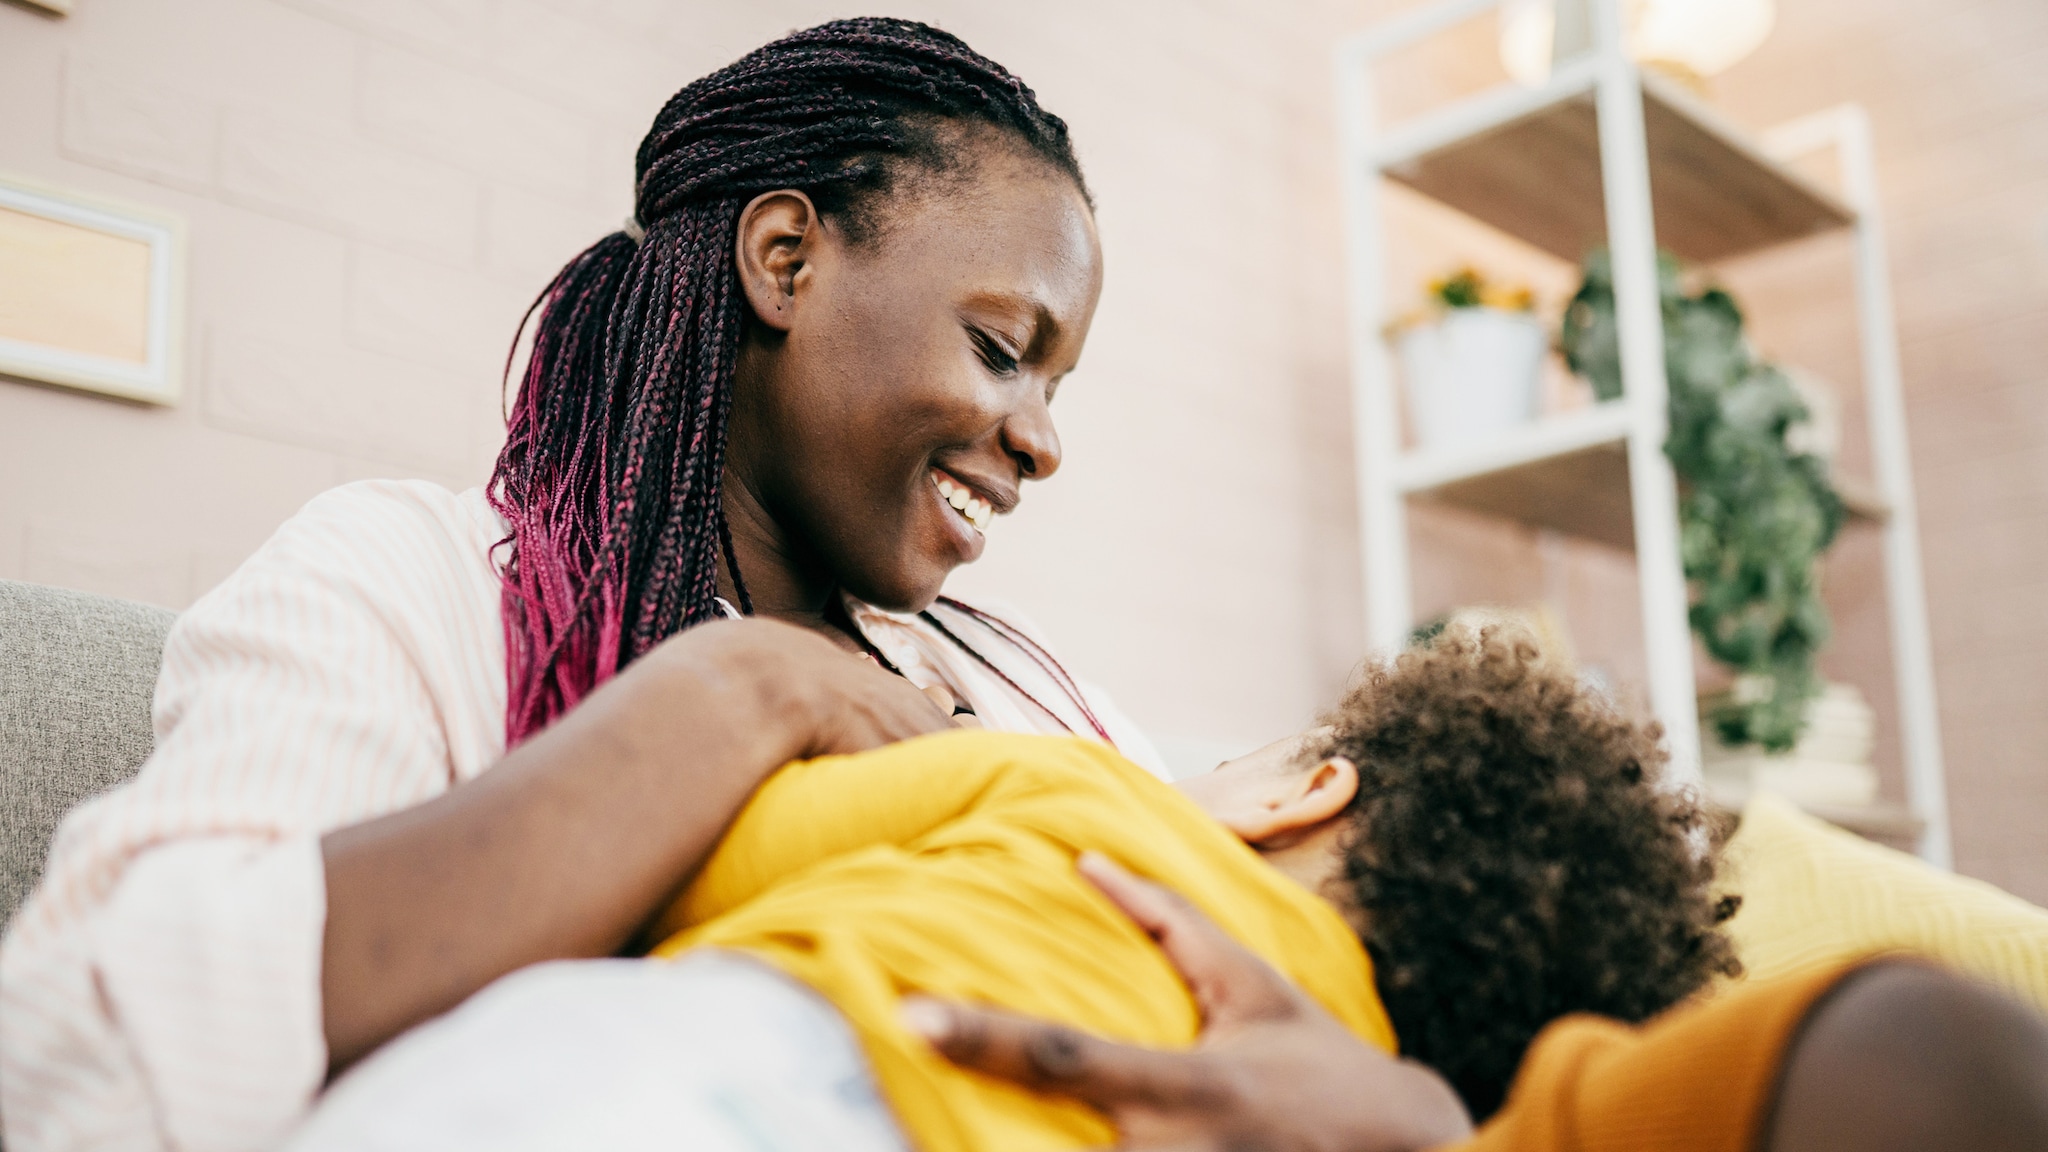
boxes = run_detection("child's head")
[1178,625,1740,1120]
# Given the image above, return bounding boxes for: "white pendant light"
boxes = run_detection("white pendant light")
[1499,0,1777,87]
[1499,0,1562,86]
[1633,0,1777,80]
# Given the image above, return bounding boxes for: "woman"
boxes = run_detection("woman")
[0,20,1156,1151]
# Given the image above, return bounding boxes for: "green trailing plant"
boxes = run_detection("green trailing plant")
[1560,250,1844,751]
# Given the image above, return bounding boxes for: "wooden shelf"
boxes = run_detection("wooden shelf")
[1419,436,1637,547]
[1383,69,1855,264]
[1397,405,1888,550]
[1395,402,1632,489]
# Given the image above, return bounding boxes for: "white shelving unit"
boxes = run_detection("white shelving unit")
[1335,0,1952,864]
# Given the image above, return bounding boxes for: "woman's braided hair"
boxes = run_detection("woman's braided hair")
[1322,625,1742,1120]
[488,18,1086,744]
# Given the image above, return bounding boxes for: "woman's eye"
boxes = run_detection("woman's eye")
[968,328,1020,377]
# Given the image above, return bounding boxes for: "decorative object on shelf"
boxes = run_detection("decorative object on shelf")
[1702,681,1878,810]
[1560,248,1843,751]
[0,174,183,405]
[1395,268,1546,450]
[1500,0,1776,90]
[1779,367,1843,464]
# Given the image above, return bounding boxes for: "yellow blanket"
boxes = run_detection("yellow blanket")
[651,730,1393,1152]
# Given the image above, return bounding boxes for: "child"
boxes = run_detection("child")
[290,628,1735,1151]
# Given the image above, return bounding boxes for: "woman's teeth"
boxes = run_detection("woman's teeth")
[935,475,993,532]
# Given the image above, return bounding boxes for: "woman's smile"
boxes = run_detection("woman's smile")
[928,468,992,562]
[931,467,1007,533]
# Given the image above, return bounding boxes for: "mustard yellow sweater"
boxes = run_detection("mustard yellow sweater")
[650,730,1394,1152]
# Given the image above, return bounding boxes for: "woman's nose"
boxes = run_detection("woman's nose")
[1001,388,1063,481]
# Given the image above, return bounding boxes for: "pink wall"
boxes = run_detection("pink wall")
[3,0,2043,895]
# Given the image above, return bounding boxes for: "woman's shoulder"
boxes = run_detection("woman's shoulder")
[209,480,501,594]
[178,479,507,656]
[159,479,510,769]
[286,478,506,561]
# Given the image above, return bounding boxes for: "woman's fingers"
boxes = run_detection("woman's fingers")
[913,857,1476,1152]
[866,671,956,741]
[900,997,1234,1116]
[1076,853,1300,1028]
[806,653,954,755]
[919,682,985,728]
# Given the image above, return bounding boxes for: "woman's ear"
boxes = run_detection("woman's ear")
[1223,757,1360,844]
[734,189,823,334]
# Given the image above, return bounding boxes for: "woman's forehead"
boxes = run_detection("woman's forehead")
[855,151,1099,298]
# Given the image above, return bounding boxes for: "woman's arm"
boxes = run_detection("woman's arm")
[321,618,950,1071]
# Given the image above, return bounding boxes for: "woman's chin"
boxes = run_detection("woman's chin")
[923,490,988,567]
[832,499,987,612]
[833,554,949,616]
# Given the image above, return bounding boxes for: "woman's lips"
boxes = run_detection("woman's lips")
[933,470,994,533]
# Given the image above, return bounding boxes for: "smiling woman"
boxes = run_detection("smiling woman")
[492,32,1102,742]
[0,19,1159,1152]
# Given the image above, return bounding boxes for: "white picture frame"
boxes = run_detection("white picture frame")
[0,175,185,405]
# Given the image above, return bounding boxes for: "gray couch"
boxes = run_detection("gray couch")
[0,579,175,934]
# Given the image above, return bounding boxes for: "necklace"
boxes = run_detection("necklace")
[715,561,1113,745]
[921,598,1115,746]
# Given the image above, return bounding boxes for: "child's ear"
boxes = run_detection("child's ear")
[1231,757,1359,844]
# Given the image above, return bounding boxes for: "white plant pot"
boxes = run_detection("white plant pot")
[1397,308,1547,450]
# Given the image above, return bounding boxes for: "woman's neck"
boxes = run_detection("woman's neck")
[718,477,864,651]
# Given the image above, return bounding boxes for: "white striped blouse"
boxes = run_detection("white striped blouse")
[0,479,1162,1152]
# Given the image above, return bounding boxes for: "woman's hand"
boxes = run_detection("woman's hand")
[321,617,949,1073]
[672,618,957,760]
[901,854,1473,1152]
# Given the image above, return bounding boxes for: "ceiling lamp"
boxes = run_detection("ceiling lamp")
[1499,0,1777,88]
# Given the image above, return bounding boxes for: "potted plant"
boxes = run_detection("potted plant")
[1395,268,1546,450]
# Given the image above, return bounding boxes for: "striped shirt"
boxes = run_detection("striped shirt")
[0,480,1163,1152]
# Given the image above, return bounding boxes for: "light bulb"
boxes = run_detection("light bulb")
[1496,0,1776,86]
[1499,0,1556,86]
[1631,0,1776,81]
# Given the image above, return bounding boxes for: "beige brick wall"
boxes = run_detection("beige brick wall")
[0,0,1367,767]
[3,0,2041,897]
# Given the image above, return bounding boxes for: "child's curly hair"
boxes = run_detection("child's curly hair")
[1321,625,1740,1120]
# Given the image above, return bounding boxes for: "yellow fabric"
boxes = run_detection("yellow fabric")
[1721,792,2048,1014]
[650,730,1393,1152]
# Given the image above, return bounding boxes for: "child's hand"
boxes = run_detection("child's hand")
[901,853,1472,1152]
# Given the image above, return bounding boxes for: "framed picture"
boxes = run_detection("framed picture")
[0,174,185,405]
